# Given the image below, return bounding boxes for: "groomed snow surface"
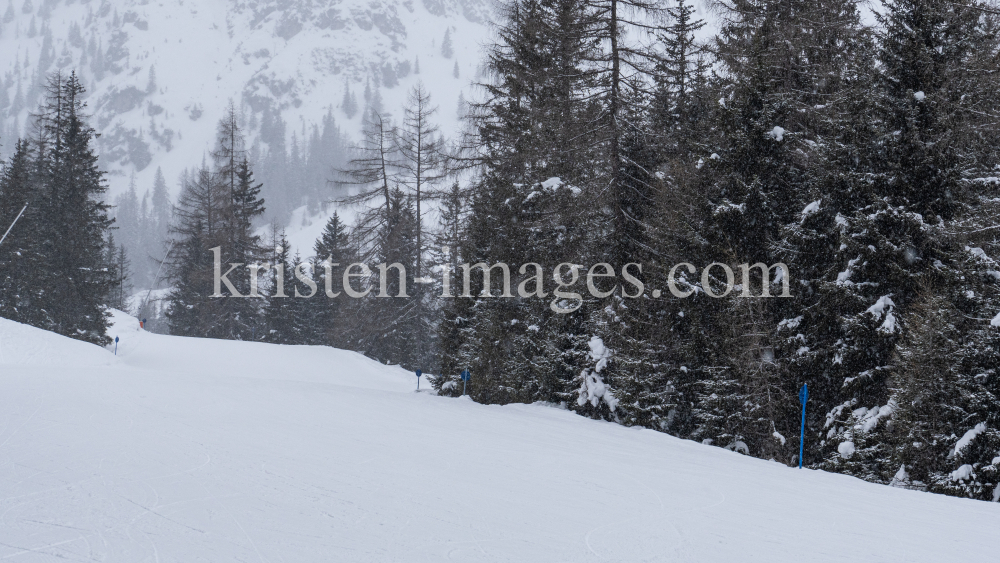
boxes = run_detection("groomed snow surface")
[1,312,998,562]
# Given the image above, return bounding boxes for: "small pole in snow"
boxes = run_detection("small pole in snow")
[416,369,422,391]
[798,383,808,469]
[114,336,119,356]
[461,369,470,396]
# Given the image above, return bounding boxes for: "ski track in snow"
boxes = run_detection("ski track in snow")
[0,310,998,562]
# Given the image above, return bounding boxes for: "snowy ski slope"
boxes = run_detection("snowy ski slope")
[0,311,998,562]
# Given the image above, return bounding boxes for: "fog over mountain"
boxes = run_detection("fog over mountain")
[0,0,492,231]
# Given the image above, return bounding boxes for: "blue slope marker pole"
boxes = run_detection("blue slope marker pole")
[799,383,808,469]
[416,369,422,391]
[114,336,119,356]
[461,369,470,396]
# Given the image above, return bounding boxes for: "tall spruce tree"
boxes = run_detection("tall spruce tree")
[104,235,132,311]
[166,164,226,337]
[264,231,311,344]
[312,211,355,349]
[150,166,171,265]
[651,0,707,159]
[32,72,113,344]
[818,0,996,480]
[601,0,715,434]
[167,108,266,340]
[113,174,142,285]
[680,0,885,463]
[432,181,468,393]
[357,188,422,367]
[452,0,604,406]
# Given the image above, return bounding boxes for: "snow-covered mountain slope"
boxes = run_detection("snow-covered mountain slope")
[0,312,998,561]
[0,0,490,199]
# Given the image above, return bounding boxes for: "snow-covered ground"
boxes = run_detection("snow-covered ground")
[1,311,997,562]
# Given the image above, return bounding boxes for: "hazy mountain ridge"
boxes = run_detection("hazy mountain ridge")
[0,0,490,202]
